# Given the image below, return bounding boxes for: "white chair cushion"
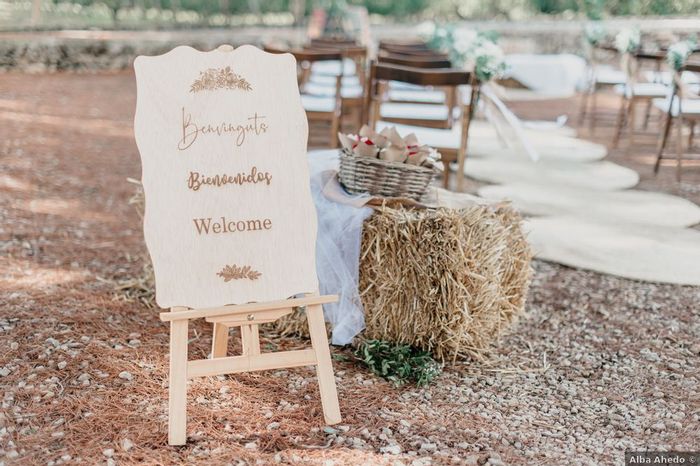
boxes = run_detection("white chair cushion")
[301,95,336,113]
[388,88,446,104]
[309,74,361,87]
[387,80,426,91]
[614,82,669,98]
[643,70,700,86]
[310,59,356,76]
[594,66,626,85]
[653,97,700,117]
[380,102,452,121]
[303,82,364,99]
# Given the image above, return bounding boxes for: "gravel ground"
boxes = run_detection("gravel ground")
[0,72,698,465]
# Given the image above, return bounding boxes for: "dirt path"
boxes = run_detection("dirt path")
[0,72,698,465]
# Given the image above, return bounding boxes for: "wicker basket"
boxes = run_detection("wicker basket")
[338,149,438,201]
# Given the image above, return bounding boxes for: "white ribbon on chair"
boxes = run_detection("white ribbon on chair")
[479,83,541,162]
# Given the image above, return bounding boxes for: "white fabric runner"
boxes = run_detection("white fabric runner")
[525,216,700,286]
[308,151,373,345]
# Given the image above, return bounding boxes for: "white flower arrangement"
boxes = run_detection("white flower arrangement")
[420,23,506,82]
[471,39,507,82]
[614,28,641,54]
[584,22,606,46]
[420,22,454,56]
[666,38,696,71]
[451,29,478,67]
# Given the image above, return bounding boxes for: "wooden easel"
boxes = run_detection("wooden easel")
[133,45,343,446]
[161,294,341,445]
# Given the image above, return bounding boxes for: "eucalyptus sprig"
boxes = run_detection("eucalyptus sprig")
[355,339,442,387]
[667,37,697,71]
[584,22,606,46]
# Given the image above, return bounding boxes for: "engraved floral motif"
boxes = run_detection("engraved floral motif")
[190,66,252,93]
[217,264,261,281]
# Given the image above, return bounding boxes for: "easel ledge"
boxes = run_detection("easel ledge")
[159,295,339,321]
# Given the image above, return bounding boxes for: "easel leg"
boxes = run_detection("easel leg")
[306,304,341,425]
[241,324,261,356]
[211,323,229,358]
[168,317,188,445]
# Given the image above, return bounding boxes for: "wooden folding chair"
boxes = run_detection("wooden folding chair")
[578,43,627,134]
[265,46,343,148]
[654,61,700,181]
[305,43,369,129]
[611,50,669,150]
[365,61,479,191]
[374,52,458,129]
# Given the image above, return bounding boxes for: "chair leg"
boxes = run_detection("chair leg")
[456,116,471,193]
[643,99,653,130]
[211,322,229,358]
[241,324,261,356]
[688,121,695,148]
[168,316,189,446]
[305,303,341,425]
[578,89,589,128]
[589,89,598,135]
[442,167,451,190]
[676,115,684,182]
[654,112,673,174]
[625,99,636,154]
[329,114,340,149]
[612,95,628,148]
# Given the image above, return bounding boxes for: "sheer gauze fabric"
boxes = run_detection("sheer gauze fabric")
[308,152,373,345]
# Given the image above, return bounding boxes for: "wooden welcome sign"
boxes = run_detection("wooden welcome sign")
[134,45,341,445]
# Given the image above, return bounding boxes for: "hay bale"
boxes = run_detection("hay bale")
[359,205,531,363]
[276,204,532,363]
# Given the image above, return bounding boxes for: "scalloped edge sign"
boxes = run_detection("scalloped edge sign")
[134,45,318,308]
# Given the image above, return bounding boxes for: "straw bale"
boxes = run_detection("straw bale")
[275,205,532,363]
[357,205,531,363]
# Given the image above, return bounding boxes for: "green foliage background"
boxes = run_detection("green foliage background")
[14,0,700,18]
[3,0,699,30]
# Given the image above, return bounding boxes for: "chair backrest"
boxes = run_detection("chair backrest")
[379,45,440,57]
[133,45,320,308]
[684,62,700,74]
[264,45,343,64]
[305,44,368,87]
[364,61,475,128]
[378,52,451,69]
[265,45,346,89]
[310,36,358,47]
[370,61,472,86]
[379,39,431,50]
